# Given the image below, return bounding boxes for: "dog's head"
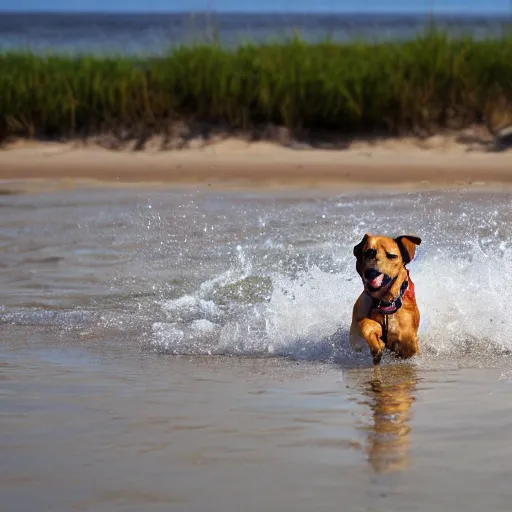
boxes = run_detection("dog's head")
[353,234,421,302]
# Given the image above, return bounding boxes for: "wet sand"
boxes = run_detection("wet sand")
[1,136,511,191]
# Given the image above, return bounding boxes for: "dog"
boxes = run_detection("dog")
[349,234,422,364]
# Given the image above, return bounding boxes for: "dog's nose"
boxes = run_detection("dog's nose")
[364,268,381,281]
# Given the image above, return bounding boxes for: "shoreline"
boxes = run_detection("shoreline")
[1,136,511,193]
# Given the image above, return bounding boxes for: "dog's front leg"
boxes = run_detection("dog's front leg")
[358,318,385,364]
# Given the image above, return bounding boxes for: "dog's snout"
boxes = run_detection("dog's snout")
[364,268,381,281]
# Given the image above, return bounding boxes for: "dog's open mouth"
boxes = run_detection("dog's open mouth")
[364,269,393,292]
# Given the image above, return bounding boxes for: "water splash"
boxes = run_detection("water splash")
[3,187,512,368]
[150,239,512,366]
[147,186,512,366]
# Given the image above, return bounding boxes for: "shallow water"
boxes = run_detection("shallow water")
[2,183,512,511]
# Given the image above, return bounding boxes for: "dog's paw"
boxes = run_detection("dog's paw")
[370,337,385,365]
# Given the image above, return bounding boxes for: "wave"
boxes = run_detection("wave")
[150,239,512,366]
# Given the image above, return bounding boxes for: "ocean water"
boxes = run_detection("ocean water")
[3,184,512,365]
[0,11,511,54]
[3,183,512,511]
[2,183,512,510]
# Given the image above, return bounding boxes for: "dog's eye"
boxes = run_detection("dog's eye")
[386,252,398,259]
[364,249,377,259]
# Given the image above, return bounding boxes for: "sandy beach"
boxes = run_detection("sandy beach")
[1,133,511,191]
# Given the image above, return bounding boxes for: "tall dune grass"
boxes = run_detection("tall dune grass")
[1,30,512,142]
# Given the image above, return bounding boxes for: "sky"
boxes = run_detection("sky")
[0,0,510,13]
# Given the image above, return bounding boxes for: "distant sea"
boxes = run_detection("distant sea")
[0,11,511,55]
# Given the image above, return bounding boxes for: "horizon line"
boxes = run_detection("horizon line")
[1,8,511,15]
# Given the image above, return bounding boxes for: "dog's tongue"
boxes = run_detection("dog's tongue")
[371,273,384,288]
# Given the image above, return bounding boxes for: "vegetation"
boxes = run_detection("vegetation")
[1,30,512,142]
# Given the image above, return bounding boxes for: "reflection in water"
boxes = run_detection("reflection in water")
[364,364,418,474]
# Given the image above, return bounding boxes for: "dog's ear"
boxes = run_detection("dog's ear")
[394,235,421,264]
[353,234,369,260]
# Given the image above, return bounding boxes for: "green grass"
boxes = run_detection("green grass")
[1,29,512,142]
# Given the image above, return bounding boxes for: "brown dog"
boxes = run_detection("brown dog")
[349,234,422,364]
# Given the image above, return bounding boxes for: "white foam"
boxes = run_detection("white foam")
[151,239,512,365]
[161,296,221,323]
